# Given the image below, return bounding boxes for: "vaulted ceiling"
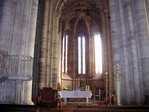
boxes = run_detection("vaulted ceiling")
[59,0,109,37]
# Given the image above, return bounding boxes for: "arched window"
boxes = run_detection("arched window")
[62,35,68,73]
[62,34,102,75]
[78,36,86,74]
[94,34,102,74]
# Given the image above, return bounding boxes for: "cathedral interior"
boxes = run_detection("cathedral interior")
[0,0,149,111]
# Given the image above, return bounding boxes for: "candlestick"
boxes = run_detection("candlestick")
[78,79,79,87]
[105,72,108,103]
[75,79,77,90]
[116,64,121,105]
[77,79,78,87]
[72,79,74,91]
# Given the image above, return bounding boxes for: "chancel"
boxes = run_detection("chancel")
[0,0,149,112]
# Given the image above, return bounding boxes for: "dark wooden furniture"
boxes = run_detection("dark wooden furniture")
[40,87,58,108]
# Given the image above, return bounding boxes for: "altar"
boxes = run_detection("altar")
[60,91,92,104]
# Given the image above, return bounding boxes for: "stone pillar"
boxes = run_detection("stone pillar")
[39,0,50,89]
[22,0,39,105]
[109,0,144,104]
[124,0,143,104]
[0,0,38,104]
[0,0,38,56]
[68,32,74,78]
[109,0,123,102]
[37,0,64,90]
[88,33,95,77]
[15,80,22,104]
[104,9,113,100]
[51,13,60,89]
[135,0,149,103]
[33,0,44,99]
[109,0,146,105]
[116,0,131,104]
[47,1,53,88]
[71,22,78,79]
[145,0,149,23]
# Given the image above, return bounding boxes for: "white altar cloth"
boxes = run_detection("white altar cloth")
[60,91,92,104]
[60,91,92,98]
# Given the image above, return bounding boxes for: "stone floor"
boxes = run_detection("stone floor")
[0,104,149,112]
[50,104,149,112]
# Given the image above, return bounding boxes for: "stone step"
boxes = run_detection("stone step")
[0,104,149,112]
[50,105,149,112]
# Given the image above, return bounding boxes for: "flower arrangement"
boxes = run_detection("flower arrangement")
[63,87,68,90]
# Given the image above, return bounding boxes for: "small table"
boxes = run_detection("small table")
[60,91,92,104]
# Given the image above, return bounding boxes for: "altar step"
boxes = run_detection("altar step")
[0,104,149,112]
[50,105,149,112]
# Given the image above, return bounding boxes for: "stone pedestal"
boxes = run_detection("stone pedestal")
[8,76,32,104]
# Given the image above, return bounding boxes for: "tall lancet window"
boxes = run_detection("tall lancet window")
[62,35,68,73]
[94,34,102,74]
[78,36,86,74]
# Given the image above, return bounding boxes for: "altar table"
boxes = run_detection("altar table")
[60,91,92,104]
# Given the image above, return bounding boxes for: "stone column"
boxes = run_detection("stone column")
[51,13,60,89]
[22,0,39,105]
[47,1,53,87]
[125,0,142,104]
[135,0,149,103]
[104,9,113,100]
[110,0,138,105]
[15,80,22,104]
[0,0,38,104]
[68,32,74,78]
[32,0,45,99]
[71,21,78,79]
[145,0,149,23]
[109,0,122,101]
[88,33,95,77]
[116,0,132,104]
[39,0,50,89]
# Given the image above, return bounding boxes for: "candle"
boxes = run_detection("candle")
[75,79,77,89]
[78,79,79,87]
[72,79,73,90]
[117,64,119,69]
